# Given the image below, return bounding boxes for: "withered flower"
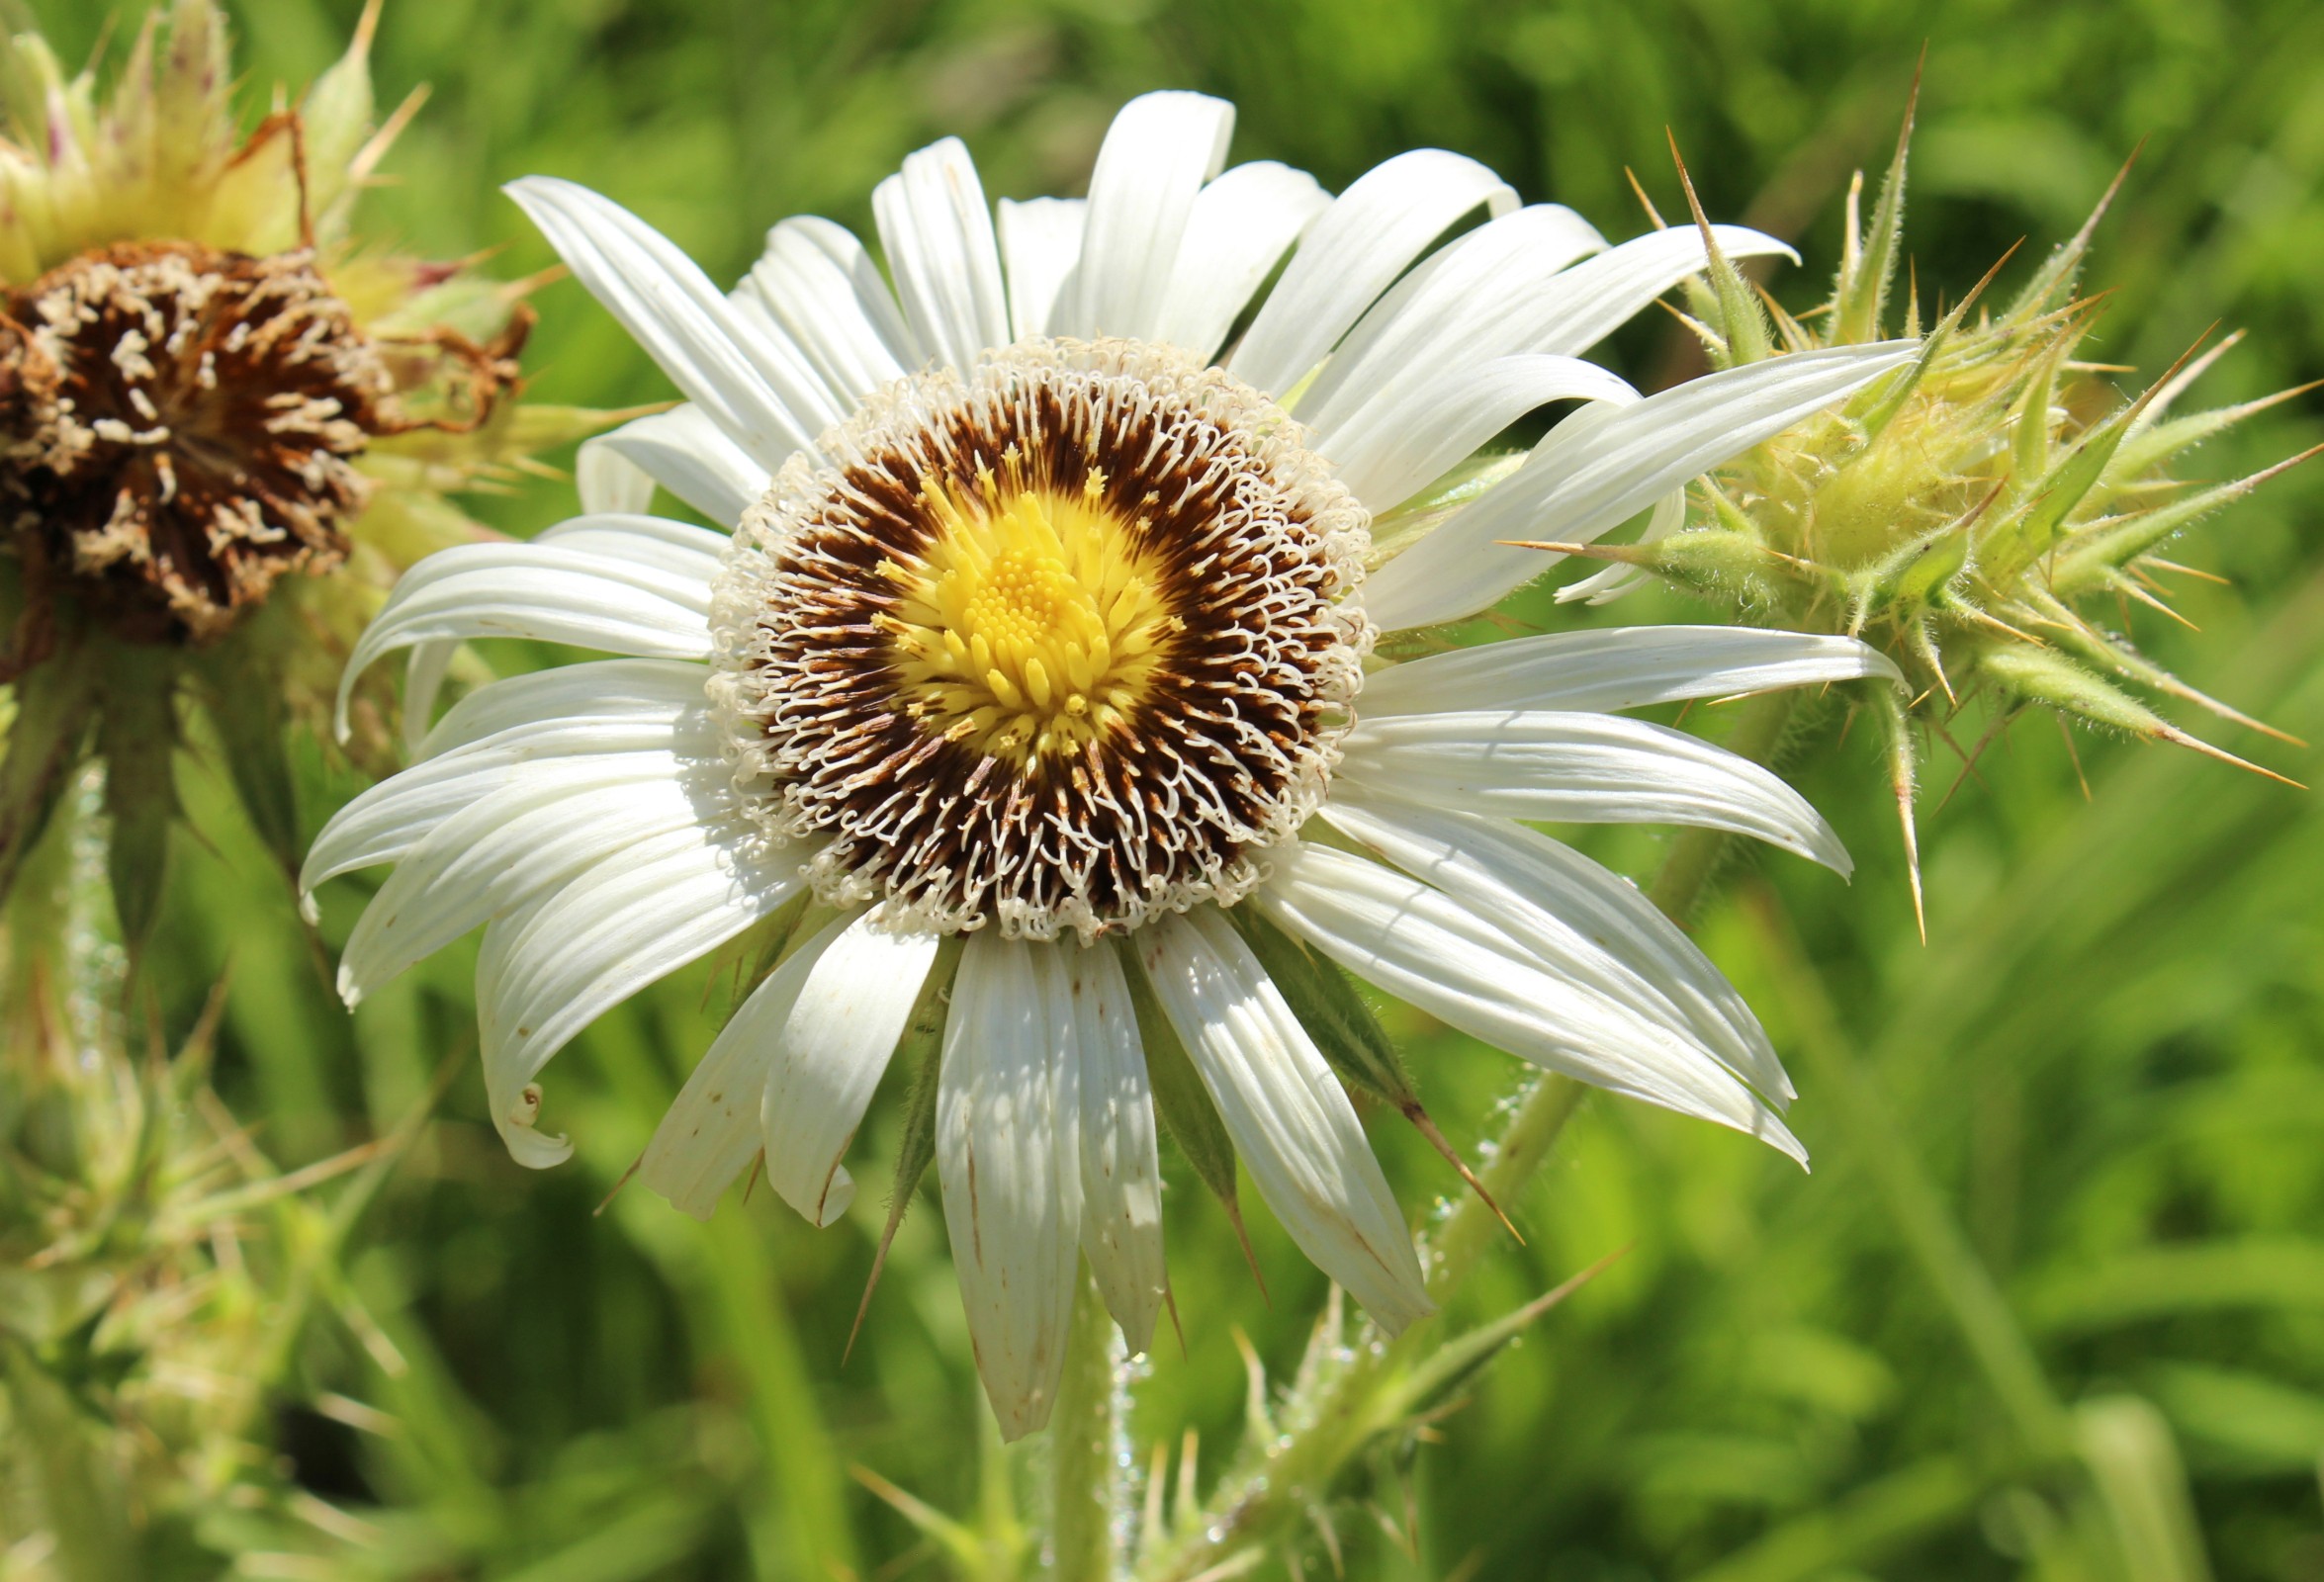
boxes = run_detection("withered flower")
[0,0,614,956]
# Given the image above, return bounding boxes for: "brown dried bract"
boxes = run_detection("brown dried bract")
[1,240,398,644]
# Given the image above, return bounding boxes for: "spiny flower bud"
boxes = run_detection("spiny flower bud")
[1538,90,2314,926]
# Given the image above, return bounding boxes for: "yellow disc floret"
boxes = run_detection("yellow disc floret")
[883,452,1177,762]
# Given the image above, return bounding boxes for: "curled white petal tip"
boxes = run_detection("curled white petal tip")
[489,1082,578,1169]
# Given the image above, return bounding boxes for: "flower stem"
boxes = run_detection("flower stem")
[1052,1266,1121,1582]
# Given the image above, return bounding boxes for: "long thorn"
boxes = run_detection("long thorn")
[1404,1103,1522,1244]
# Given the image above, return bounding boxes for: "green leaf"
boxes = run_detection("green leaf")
[847,935,962,1361]
[94,657,181,968]
[1118,938,1239,1214]
[0,657,99,908]
[190,647,299,885]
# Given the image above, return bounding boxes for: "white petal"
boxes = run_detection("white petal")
[536,512,728,582]
[742,216,915,402]
[1361,342,1917,632]
[939,932,1080,1440]
[1152,160,1329,361]
[335,545,713,737]
[595,404,770,528]
[998,197,1087,341]
[413,658,709,762]
[1134,908,1431,1334]
[640,910,857,1220]
[577,436,658,515]
[1296,203,1610,430]
[873,136,1011,373]
[1516,224,1802,359]
[478,826,806,1167]
[1336,708,1851,872]
[1320,354,1637,513]
[1060,91,1235,341]
[400,641,460,755]
[1228,148,1517,399]
[1320,793,1791,1102]
[339,760,730,1004]
[505,176,828,468]
[1064,939,1166,1354]
[1258,843,1805,1164]
[760,913,942,1228]
[305,736,707,894]
[1359,626,1904,718]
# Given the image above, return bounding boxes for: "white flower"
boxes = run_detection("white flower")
[308,92,1911,1438]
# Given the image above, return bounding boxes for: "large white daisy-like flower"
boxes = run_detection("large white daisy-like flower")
[308,92,1910,1437]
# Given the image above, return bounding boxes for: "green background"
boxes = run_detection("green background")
[25,0,2324,1575]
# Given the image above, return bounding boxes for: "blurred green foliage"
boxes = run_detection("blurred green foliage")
[10,0,2323,1576]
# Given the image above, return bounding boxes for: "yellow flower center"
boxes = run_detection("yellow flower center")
[882,456,1177,762]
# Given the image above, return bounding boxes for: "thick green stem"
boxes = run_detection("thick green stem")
[1051,1266,1120,1582]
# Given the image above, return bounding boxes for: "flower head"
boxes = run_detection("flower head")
[0,0,616,956]
[313,91,1910,1436]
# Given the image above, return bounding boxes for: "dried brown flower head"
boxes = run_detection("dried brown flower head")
[2,241,399,645]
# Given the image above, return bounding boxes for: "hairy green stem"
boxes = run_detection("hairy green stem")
[1051,1267,1120,1581]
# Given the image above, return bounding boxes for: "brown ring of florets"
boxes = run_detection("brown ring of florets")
[710,339,1373,941]
[0,240,398,645]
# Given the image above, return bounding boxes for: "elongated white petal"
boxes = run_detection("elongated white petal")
[1360,626,1903,718]
[1298,203,1609,429]
[1061,91,1235,341]
[505,176,827,467]
[1362,342,1917,631]
[1135,908,1431,1334]
[1517,224,1801,359]
[1321,354,1637,513]
[998,197,1087,341]
[743,216,914,402]
[336,546,713,736]
[1320,793,1790,1102]
[874,136,1011,373]
[400,641,460,754]
[1064,939,1166,1354]
[339,762,732,1004]
[1258,843,1805,1164]
[577,437,657,515]
[1335,709,1851,873]
[760,914,941,1228]
[641,910,857,1220]
[478,826,806,1167]
[596,404,770,528]
[1152,160,1329,361]
[414,658,709,761]
[1229,149,1517,400]
[536,512,728,583]
[939,932,1081,1440]
[306,732,709,893]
